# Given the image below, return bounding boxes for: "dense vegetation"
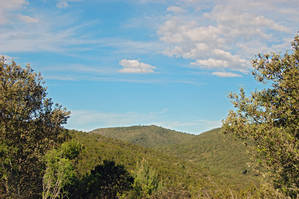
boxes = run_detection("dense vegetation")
[223,35,299,198]
[71,129,263,198]
[92,126,258,187]
[0,57,69,198]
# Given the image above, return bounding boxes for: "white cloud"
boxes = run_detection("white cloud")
[119,59,156,73]
[0,0,28,24]
[56,0,81,8]
[167,6,185,13]
[0,0,27,11]
[158,0,298,75]
[0,0,84,54]
[212,71,242,78]
[192,59,228,68]
[18,15,39,23]
[0,7,100,54]
[0,23,86,53]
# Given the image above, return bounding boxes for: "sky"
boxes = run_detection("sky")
[0,0,298,134]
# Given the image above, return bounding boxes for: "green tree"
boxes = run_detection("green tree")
[42,140,83,199]
[0,57,70,198]
[130,159,162,199]
[223,35,299,197]
[77,160,134,199]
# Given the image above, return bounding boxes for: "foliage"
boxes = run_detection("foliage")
[0,57,70,198]
[70,130,266,198]
[91,125,195,148]
[92,126,258,187]
[42,140,83,199]
[128,159,162,198]
[223,35,299,197]
[69,160,134,199]
[87,160,134,199]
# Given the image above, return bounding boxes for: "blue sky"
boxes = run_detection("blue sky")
[1,0,298,134]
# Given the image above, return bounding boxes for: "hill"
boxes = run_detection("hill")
[69,130,253,198]
[91,125,259,187]
[91,125,195,148]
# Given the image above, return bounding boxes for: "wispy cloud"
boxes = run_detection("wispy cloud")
[212,71,242,78]
[45,75,77,81]
[56,0,82,8]
[119,59,156,73]
[0,0,28,24]
[0,1,162,58]
[0,10,92,53]
[95,39,164,55]
[167,6,186,13]
[42,64,115,74]
[18,15,39,23]
[0,1,101,54]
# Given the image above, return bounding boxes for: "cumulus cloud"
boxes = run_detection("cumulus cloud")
[158,0,298,75]
[212,71,242,78]
[119,59,156,73]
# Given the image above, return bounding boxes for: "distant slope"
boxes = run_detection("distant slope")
[69,130,250,198]
[71,130,202,185]
[91,125,258,187]
[91,125,195,148]
[163,128,253,184]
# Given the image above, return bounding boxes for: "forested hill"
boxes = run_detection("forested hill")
[91,125,258,187]
[91,125,195,148]
[69,129,261,198]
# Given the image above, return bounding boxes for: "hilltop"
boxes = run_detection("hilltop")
[91,125,195,148]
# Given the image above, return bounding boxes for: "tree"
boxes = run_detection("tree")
[223,35,299,197]
[42,140,83,199]
[130,159,162,199]
[76,160,134,199]
[0,57,70,198]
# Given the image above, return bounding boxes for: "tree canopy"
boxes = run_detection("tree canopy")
[223,35,299,197]
[0,57,70,198]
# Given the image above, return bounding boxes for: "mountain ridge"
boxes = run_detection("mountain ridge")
[91,125,196,148]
